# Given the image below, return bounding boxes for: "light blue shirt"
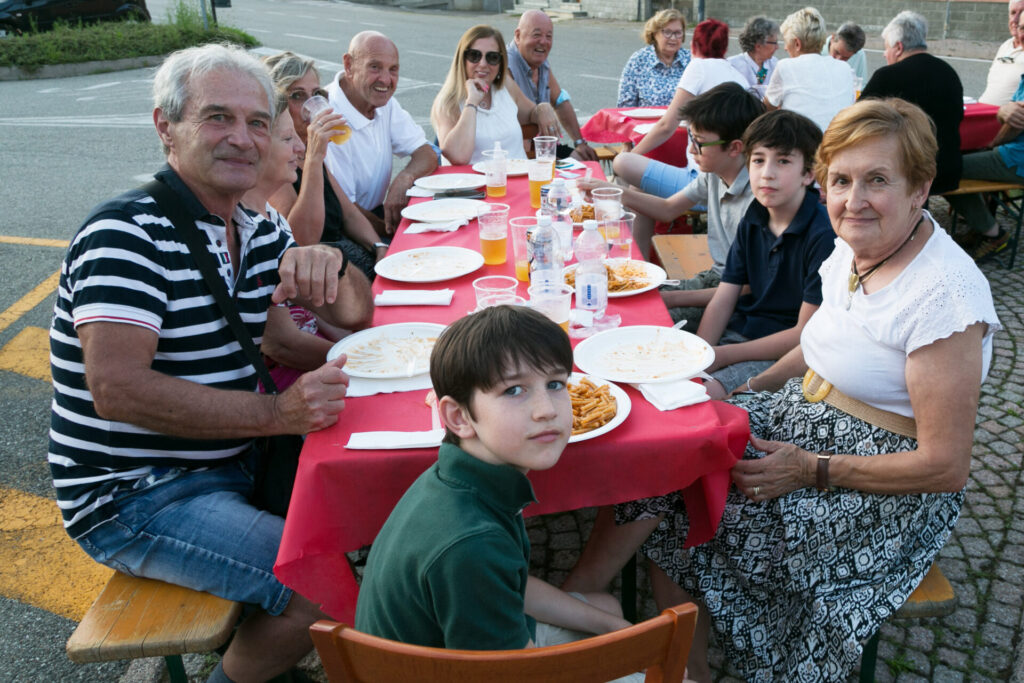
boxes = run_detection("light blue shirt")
[822,36,866,81]
[997,74,1024,177]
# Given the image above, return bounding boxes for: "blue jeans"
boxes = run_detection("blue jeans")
[76,457,293,616]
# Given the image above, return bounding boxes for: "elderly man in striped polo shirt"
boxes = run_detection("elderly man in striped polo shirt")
[48,44,373,682]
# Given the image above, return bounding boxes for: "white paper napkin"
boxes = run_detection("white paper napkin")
[634,378,710,411]
[346,373,434,398]
[346,429,445,450]
[405,220,466,233]
[406,186,435,198]
[374,289,454,306]
[556,157,588,171]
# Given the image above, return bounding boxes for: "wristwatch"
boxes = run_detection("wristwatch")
[373,241,389,250]
[573,138,585,147]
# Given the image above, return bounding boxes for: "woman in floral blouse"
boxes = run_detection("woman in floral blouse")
[617,9,691,107]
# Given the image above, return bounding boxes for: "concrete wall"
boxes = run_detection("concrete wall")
[579,0,1009,41]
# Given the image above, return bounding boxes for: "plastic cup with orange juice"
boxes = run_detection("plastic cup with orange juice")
[528,283,573,333]
[509,216,537,282]
[301,95,352,145]
[477,203,510,265]
[527,158,554,209]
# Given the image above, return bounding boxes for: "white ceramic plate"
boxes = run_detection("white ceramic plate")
[413,173,486,192]
[568,373,631,443]
[326,322,446,378]
[633,121,686,135]
[471,158,531,176]
[375,246,485,283]
[573,325,715,384]
[400,198,488,223]
[625,108,666,119]
[563,258,667,298]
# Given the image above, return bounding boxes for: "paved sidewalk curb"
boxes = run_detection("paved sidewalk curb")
[0,56,162,81]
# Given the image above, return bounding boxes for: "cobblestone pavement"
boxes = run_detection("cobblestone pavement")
[527,207,1024,682]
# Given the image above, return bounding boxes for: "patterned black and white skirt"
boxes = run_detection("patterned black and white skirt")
[616,377,963,682]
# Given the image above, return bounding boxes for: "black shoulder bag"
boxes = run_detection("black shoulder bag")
[144,179,303,517]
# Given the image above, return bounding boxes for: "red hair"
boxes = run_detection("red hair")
[691,19,729,58]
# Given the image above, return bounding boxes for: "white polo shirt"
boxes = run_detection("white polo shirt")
[324,71,428,210]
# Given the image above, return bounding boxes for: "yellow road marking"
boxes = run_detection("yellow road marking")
[0,486,112,621]
[0,270,60,334]
[0,326,51,382]
[0,236,70,248]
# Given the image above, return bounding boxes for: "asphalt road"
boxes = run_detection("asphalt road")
[0,1,1000,679]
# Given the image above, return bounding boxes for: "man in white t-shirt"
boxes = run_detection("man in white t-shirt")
[979,0,1024,105]
[324,31,438,235]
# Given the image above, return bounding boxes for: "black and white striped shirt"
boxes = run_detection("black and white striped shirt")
[49,168,292,539]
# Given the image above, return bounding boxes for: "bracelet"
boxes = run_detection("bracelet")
[574,138,585,147]
[372,241,388,250]
[465,103,478,112]
[746,376,757,392]
[816,454,832,492]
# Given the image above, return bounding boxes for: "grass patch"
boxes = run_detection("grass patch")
[0,0,258,71]
[886,652,916,676]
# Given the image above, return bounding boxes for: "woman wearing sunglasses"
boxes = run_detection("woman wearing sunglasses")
[431,24,558,165]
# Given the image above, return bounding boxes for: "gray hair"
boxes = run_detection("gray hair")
[882,11,928,51]
[835,22,866,52]
[738,16,780,53]
[263,51,318,91]
[153,43,276,124]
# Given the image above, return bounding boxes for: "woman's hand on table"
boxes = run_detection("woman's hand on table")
[732,436,815,501]
[464,78,489,108]
[306,110,347,166]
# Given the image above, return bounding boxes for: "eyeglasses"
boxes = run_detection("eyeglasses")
[660,29,684,40]
[687,129,728,154]
[764,40,779,45]
[464,49,502,66]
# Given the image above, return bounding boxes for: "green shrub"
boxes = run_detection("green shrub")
[0,1,258,71]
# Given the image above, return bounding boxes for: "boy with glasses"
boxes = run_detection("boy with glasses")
[578,82,764,330]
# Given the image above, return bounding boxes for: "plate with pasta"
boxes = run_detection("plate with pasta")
[573,325,715,384]
[567,373,631,443]
[326,323,446,379]
[563,258,667,298]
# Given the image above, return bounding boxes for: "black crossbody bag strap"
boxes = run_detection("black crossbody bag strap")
[143,179,280,394]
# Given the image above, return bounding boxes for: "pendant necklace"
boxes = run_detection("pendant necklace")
[846,215,924,310]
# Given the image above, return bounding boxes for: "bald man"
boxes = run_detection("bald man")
[979,0,1024,105]
[507,10,598,161]
[324,31,438,235]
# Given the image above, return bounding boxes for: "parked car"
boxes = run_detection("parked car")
[0,0,150,36]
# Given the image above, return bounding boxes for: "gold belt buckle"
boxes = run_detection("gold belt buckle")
[802,369,832,403]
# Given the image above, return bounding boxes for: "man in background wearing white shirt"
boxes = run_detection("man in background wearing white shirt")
[325,31,438,235]
[979,0,1024,105]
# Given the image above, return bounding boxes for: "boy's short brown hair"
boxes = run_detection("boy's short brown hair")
[430,306,573,444]
[742,109,823,173]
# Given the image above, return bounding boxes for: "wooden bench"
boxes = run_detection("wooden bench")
[650,234,714,280]
[941,178,1024,268]
[858,562,957,682]
[67,572,241,683]
[594,143,628,178]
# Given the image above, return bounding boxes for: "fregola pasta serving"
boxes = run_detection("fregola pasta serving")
[569,377,618,435]
[564,260,652,293]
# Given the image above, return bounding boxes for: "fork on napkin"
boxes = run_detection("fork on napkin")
[405,220,466,234]
[374,290,454,306]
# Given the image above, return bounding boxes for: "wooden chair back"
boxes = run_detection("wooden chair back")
[522,122,539,159]
[310,602,698,683]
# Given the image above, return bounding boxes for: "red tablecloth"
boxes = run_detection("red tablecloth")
[273,163,749,623]
[581,108,688,168]
[960,102,1000,152]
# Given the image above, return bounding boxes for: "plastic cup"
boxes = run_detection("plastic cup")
[477,203,510,265]
[473,275,519,310]
[509,216,537,282]
[608,211,635,255]
[533,135,558,163]
[301,95,351,145]
[853,76,863,99]
[528,158,554,209]
[592,186,624,223]
[528,283,573,333]
[482,148,508,197]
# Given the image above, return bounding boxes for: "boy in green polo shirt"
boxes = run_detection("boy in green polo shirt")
[355,306,632,651]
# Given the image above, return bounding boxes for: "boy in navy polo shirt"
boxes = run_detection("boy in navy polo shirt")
[355,306,635,657]
[699,110,835,396]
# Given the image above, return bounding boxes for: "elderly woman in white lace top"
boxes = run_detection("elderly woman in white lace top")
[564,98,1000,682]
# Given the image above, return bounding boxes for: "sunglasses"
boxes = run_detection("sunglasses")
[687,129,728,154]
[464,49,502,66]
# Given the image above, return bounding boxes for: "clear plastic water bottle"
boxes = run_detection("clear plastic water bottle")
[574,219,608,320]
[545,178,574,263]
[529,214,564,288]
